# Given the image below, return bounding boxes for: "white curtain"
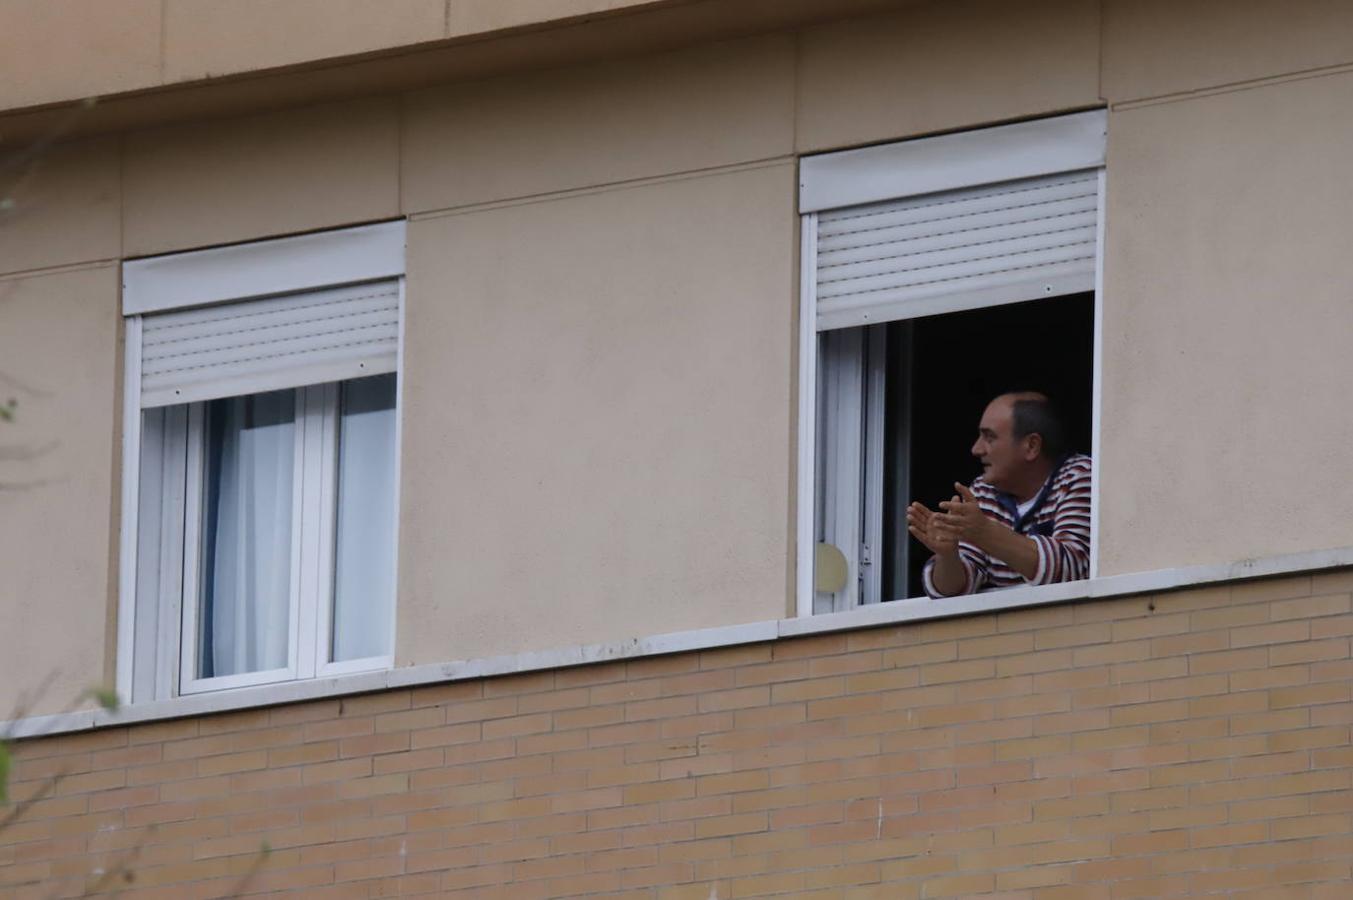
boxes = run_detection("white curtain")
[332,374,397,662]
[203,391,294,678]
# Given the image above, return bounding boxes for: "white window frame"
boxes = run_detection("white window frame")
[796,112,1107,617]
[117,222,407,702]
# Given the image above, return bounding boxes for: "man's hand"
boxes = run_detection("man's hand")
[909,496,969,597]
[935,481,1042,582]
[934,483,992,544]
[907,500,960,557]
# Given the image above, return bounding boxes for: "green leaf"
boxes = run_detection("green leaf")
[83,688,121,713]
[0,741,10,804]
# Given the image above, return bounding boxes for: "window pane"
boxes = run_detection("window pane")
[199,391,296,679]
[332,374,397,662]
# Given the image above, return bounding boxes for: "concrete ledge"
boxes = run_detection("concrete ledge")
[7,545,1353,741]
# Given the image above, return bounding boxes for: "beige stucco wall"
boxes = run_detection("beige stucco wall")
[160,0,447,85]
[0,266,119,715]
[795,0,1101,153]
[0,0,163,111]
[1097,69,1353,575]
[1102,0,1353,104]
[0,0,676,111]
[6,0,1353,713]
[398,162,797,664]
[0,0,1110,713]
[401,34,796,213]
[122,97,401,257]
[0,130,122,717]
[445,0,670,36]
[0,136,121,276]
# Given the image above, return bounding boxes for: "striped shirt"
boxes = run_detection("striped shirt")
[923,453,1092,597]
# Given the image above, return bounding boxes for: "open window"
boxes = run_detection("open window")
[118,222,406,701]
[797,112,1105,614]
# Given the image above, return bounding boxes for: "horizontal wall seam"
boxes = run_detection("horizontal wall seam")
[1110,59,1353,111]
[406,155,797,221]
[6,544,1352,741]
[0,258,119,283]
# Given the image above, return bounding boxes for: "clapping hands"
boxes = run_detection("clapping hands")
[907,482,988,556]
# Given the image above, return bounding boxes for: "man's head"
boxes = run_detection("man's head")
[970,391,1066,498]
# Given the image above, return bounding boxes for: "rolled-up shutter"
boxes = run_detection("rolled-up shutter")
[139,279,399,408]
[813,169,1099,331]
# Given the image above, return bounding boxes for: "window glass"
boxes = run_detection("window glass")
[199,390,296,678]
[332,374,397,662]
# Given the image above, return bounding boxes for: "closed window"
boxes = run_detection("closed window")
[119,223,405,700]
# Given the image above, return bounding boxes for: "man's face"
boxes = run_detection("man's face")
[970,396,1029,492]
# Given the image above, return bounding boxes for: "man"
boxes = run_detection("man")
[907,391,1091,597]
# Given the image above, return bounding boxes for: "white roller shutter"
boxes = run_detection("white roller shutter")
[139,279,400,408]
[813,169,1099,331]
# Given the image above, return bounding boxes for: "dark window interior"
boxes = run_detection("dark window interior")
[882,292,1095,600]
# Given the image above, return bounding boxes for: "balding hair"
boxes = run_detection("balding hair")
[1001,391,1067,461]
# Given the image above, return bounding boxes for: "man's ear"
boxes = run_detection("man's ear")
[1023,433,1043,461]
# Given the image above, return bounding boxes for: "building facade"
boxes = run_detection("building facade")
[1,0,1352,896]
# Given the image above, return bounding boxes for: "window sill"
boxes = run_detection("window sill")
[8,544,1353,741]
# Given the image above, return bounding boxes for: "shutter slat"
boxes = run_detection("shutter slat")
[815,170,1098,330]
[140,280,399,408]
[817,172,1097,239]
[142,289,397,347]
[820,246,1096,308]
[817,232,1096,298]
[142,302,397,370]
[816,263,1095,332]
[818,193,1096,255]
[817,210,1098,276]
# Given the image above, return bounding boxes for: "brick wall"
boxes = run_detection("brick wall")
[4,570,1353,898]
